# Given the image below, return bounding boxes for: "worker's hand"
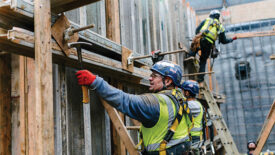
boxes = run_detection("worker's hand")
[75,70,96,86]
[232,36,237,40]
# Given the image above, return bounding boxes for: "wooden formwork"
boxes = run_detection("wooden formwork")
[0,0,196,154]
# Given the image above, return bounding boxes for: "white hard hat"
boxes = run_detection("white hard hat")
[209,10,220,16]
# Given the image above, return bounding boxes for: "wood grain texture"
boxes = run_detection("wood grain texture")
[0,53,11,155]
[34,0,54,154]
[254,100,275,154]
[101,99,138,155]
[51,14,79,56]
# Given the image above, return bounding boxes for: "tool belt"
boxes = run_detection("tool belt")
[190,33,203,52]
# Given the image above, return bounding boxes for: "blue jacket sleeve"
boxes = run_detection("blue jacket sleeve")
[90,76,160,128]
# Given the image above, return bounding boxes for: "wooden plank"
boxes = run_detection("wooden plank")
[117,83,126,155]
[105,0,120,43]
[0,53,11,155]
[51,14,79,56]
[65,68,85,154]
[270,54,275,60]
[19,56,27,155]
[148,0,157,51]
[100,98,138,155]
[11,54,23,155]
[34,0,54,154]
[254,100,275,155]
[144,0,151,55]
[53,64,62,155]
[59,65,69,155]
[26,57,36,155]
[51,0,100,14]
[0,27,151,83]
[232,30,275,39]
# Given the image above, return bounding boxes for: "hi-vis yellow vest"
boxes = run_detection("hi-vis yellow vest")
[141,89,190,151]
[190,100,203,137]
[200,17,225,44]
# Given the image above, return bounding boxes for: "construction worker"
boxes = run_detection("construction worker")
[194,9,237,83]
[76,61,192,154]
[181,80,204,154]
[247,140,257,155]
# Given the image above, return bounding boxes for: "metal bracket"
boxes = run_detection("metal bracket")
[127,53,134,66]
[126,49,188,65]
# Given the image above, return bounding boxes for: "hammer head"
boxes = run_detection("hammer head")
[68,42,93,69]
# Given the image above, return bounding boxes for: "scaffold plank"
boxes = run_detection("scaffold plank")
[0,27,150,84]
[0,0,150,66]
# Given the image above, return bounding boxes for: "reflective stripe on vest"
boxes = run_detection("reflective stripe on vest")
[189,100,203,137]
[141,90,190,151]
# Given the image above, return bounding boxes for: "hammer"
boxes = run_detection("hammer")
[68,42,93,104]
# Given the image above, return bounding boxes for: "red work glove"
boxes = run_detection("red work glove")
[75,70,96,86]
[232,36,237,40]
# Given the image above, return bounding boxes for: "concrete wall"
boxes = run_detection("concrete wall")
[197,0,275,24]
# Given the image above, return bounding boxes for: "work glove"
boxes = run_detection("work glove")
[75,70,96,86]
[232,36,237,40]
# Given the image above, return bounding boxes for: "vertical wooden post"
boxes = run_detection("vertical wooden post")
[11,55,25,155]
[207,59,213,91]
[34,0,54,154]
[105,0,121,43]
[0,53,11,155]
[105,1,125,154]
[26,58,36,155]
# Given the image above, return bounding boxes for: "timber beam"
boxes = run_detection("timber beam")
[0,1,148,66]
[229,30,275,39]
[0,0,100,16]
[0,27,150,85]
[51,0,100,13]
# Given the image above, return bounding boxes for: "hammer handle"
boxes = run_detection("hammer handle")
[82,86,90,104]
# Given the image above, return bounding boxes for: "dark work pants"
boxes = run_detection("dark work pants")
[197,38,213,82]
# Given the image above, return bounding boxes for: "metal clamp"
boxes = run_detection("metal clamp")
[64,24,95,41]
[127,49,188,65]
[127,53,134,65]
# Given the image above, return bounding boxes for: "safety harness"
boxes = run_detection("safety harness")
[202,18,221,42]
[136,89,194,155]
[191,18,221,53]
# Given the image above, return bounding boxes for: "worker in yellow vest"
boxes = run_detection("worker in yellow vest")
[195,9,237,83]
[181,80,204,155]
[76,61,192,155]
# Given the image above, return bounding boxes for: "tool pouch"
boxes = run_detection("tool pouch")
[190,33,202,52]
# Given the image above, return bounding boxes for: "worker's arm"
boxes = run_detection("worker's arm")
[187,100,201,117]
[195,20,206,34]
[218,24,237,44]
[219,32,234,44]
[76,70,160,128]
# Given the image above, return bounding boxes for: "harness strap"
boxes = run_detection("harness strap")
[159,90,194,155]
